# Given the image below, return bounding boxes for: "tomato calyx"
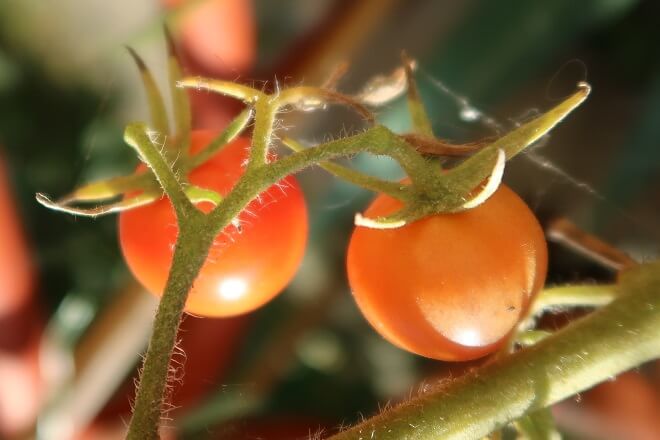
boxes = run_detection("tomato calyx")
[35,44,254,218]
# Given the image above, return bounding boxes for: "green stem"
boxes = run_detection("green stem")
[120,85,598,438]
[281,136,409,200]
[124,123,194,218]
[269,125,430,185]
[189,109,253,169]
[126,217,212,439]
[248,98,276,169]
[329,265,660,440]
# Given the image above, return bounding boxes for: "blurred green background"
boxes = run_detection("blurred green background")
[0,1,659,439]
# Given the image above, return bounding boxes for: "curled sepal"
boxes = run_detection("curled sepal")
[353,197,464,230]
[461,148,505,209]
[55,172,156,204]
[126,47,170,136]
[36,191,157,217]
[354,212,407,229]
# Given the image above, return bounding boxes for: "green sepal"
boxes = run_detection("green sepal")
[126,46,170,136]
[164,26,191,155]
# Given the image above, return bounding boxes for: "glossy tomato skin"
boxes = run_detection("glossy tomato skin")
[346,184,547,361]
[119,132,307,317]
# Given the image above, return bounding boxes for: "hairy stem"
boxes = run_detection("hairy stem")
[126,216,212,439]
[330,264,660,440]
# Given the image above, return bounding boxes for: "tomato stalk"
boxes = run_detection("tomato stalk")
[122,112,591,437]
[126,219,212,440]
[39,46,597,439]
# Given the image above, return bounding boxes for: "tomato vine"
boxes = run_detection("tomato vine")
[34,36,660,440]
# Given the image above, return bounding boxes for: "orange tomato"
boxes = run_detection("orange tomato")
[346,184,547,361]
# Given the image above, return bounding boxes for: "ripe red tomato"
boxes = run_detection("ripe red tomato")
[346,184,547,361]
[119,132,307,317]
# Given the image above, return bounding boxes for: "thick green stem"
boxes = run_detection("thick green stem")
[330,263,660,440]
[281,136,409,200]
[126,216,212,439]
[248,98,276,169]
[269,125,429,184]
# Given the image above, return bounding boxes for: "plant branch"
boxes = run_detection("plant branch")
[124,123,195,218]
[268,125,429,186]
[247,98,276,168]
[126,220,213,439]
[189,109,254,168]
[281,136,409,200]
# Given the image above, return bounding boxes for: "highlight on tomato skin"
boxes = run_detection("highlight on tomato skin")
[118,131,308,318]
[346,184,547,361]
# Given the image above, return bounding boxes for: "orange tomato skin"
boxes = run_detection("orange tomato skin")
[119,132,307,317]
[346,185,547,361]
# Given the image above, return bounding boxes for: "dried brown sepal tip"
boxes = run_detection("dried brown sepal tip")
[321,60,349,90]
[401,133,484,156]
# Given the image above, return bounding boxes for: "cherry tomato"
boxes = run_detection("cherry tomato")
[119,132,308,317]
[346,184,547,361]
